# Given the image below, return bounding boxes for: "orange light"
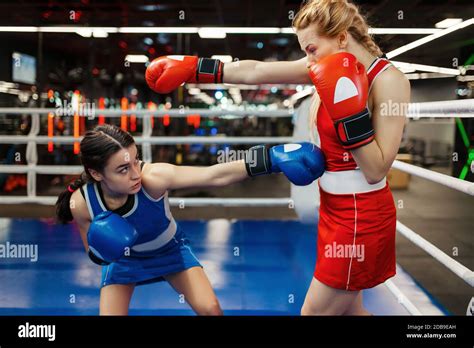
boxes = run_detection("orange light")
[47,112,54,152]
[121,97,128,131]
[163,102,171,127]
[72,91,81,154]
[147,102,156,129]
[73,112,80,154]
[98,97,105,125]
[57,119,64,132]
[163,114,170,127]
[193,114,201,129]
[187,114,201,129]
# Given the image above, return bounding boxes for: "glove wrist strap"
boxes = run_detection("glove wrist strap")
[245,145,272,177]
[334,108,375,150]
[88,249,110,266]
[195,58,224,83]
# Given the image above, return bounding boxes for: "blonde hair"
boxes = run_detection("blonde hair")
[293,0,382,139]
[293,0,382,57]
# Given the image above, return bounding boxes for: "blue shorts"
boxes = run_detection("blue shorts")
[100,230,201,288]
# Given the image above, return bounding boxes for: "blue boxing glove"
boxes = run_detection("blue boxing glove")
[245,142,325,186]
[87,211,139,265]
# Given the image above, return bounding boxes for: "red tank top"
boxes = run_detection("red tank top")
[316,57,392,171]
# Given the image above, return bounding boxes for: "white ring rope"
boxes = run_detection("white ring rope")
[169,197,292,207]
[0,98,472,118]
[0,107,293,117]
[407,99,474,119]
[392,160,474,196]
[0,196,293,207]
[0,135,294,145]
[384,279,423,315]
[396,221,474,287]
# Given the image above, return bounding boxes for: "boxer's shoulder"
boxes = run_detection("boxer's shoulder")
[140,162,170,199]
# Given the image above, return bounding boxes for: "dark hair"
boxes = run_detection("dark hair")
[55,124,135,223]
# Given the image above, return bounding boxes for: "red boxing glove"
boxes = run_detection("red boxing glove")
[145,55,224,94]
[309,52,374,150]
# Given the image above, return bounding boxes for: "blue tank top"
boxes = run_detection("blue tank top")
[81,180,178,257]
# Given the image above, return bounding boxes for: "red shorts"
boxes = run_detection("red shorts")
[314,183,396,291]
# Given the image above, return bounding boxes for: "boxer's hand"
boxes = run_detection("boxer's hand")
[87,211,138,265]
[309,52,374,150]
[245,142,325,186]
[145,55,224,94]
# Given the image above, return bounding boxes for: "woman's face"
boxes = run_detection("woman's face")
[296,24,343,68]
[98,144,142,195]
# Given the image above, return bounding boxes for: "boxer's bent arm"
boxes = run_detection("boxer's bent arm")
[69,190,91,252]
[223,57,312,85]
[144,161,248,191]
[351,67,410,184]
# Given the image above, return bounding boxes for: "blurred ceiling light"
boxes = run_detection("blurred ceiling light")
[224,27,280,34]
[188,88,201,95]
[435,18,463,28]
[284,27,441,35]
[75,28,92,37]
[197,92,215,105]
[369,28,440,34]
[143,37,154,45]
[119,27,198,33]
[125,55,149,63]
[0,26,38,32]
[290,86,314,103]
[0,81,19,88]
[138,5,168,11]
[0,26,451,35]
[387,18,474,59]
[398,67,417,74]
[198,28,226,39]
[92,29,108,38]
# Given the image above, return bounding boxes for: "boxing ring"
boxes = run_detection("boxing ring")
[0,99,472,315]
